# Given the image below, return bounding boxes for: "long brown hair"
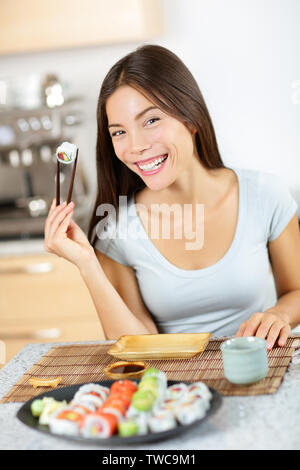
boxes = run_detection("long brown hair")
[88,44,225,244]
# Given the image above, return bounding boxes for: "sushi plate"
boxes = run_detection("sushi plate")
[16,380,222,446]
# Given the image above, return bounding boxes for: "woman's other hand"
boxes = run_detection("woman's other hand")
[44,198,95,269]
[235,310,291,350]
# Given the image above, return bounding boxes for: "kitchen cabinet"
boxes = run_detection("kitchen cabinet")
[0,0,164,55]
[0,252,105,365]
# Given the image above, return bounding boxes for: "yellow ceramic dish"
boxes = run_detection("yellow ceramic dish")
[108,333,211,360]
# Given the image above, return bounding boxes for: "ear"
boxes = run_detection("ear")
[186,122,197,135]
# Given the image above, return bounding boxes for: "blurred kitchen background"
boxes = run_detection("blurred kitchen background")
[0,0,299,364]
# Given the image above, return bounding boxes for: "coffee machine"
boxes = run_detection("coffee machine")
[0,73,90,240]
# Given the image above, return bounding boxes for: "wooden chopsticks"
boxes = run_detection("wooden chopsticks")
[56,148,79,206]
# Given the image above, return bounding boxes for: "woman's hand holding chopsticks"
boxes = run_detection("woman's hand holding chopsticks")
[44,199,154,338]
[44,198,96,270]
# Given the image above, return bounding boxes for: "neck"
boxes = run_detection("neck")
[161,156,227,208]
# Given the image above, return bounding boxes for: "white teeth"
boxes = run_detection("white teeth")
[138,155,167,171]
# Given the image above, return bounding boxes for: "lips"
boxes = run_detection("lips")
[135,154,168,176]
[134,154,168,166]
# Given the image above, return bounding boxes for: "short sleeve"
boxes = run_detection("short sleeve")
[94,216,129,266]
[259,172,298,242]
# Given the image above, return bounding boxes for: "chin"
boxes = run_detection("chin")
[144,178,173,192]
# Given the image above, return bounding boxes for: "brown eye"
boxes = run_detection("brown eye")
[111,130,125,137]
[145,117,160,126]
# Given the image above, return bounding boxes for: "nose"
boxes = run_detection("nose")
[129,131,151,155]
[132,144,151,155]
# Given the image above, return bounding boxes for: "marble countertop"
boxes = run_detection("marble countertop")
[1,341,300,450]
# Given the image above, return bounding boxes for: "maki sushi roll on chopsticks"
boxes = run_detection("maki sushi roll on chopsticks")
[56,142,78,165]
[55,141,79,205]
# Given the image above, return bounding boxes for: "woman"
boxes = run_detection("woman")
[44,44,300,349]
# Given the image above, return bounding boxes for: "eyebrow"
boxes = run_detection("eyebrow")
[108,106,159,128]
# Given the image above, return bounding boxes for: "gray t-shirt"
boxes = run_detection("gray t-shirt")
[94,167,298,336]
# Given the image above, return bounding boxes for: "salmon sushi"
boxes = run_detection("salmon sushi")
[80,412,118,438]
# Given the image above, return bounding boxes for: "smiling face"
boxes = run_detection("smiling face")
[106,85,198,192]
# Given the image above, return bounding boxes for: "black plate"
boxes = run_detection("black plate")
[17,380,222,445]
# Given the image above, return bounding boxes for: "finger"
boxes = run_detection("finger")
[255,316,275,340]
[48,203,74,239]
[242,313,264,337]
[278,325,291,347]
[57,210,74,236]
[236,323,247,337]
[45,202,67,240]
[44,199,58,238]
[266,323,283,350]
[47,198,59,223]
[49,198,57,215]
[45,201,67,236]
[67,219,88,243]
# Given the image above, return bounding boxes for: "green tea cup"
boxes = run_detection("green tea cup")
[220,337,268,384]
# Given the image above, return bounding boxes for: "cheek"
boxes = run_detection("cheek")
[111,139,127,161]
[150,123,174,146]
[176,126,194,154]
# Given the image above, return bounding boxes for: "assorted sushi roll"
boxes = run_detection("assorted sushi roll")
[188,382,213,401]
[142,368,168,391]
[100,397,128,420]
[73,383,110,401]
[72,383,109,410]
[148,377,213,432]
[30,396,67,425]
[174,397,207,425]
[126,368,167,417]
[30,370,213,439]
[48,407,85,436]
[165,382,188,400]
[118,414,148,437]
[148,410,177,433]
[95,379,137,427]
[80,412,118,438]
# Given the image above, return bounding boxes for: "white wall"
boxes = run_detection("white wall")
[1,0,299,207]
[159,0,300,205]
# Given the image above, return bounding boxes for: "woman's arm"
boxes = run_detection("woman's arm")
[80,250,158,339]
[44,199,158,339]
[236,213,300,349]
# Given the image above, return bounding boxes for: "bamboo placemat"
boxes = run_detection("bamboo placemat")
[2,335,300,403]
